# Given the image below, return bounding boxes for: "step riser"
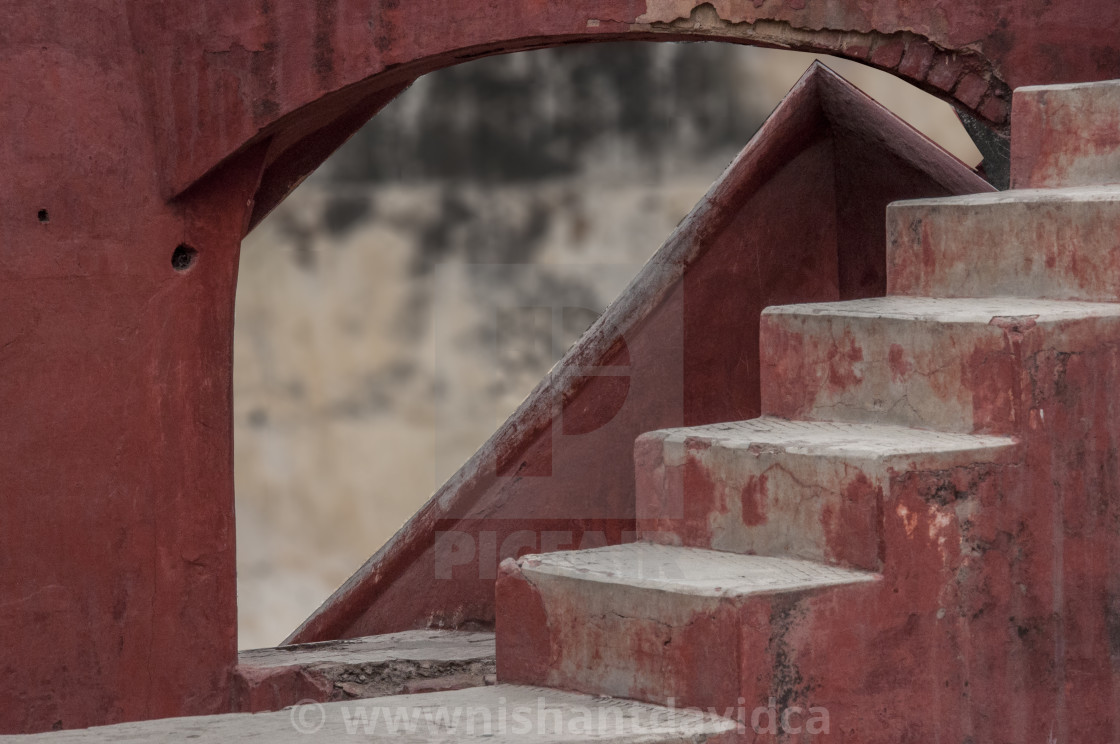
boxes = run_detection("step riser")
[760,312,1020,434]
[760,308,1120,435]
[887,194,1120,300]
[1011,82,1120,189]
[636,432,882,570]
[498,563,739,709]
[635,432,1016,571]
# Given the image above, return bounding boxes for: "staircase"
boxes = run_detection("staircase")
[12,81,1120,744]
[495,79,1120,743]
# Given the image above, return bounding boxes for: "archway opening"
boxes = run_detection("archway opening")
[233,41,982,649]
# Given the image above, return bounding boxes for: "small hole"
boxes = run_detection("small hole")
[37,209,49,224]
[171,244,198,272]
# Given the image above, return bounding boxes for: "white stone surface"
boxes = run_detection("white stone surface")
[649,417,1016,462]
[239,630,494,669]
[764,295,1120,324]
[518,543,877,599]
[1,686,736,743]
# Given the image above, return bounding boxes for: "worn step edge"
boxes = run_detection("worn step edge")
[515,543,878,600]
[497,544,879,709]
[641,417,1017,463]
[234,630,496,713]
[762,295,1120,324]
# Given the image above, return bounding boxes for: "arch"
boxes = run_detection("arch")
[235,32,1005,231]
[138,0,1091,212]
[234,20,1009,229]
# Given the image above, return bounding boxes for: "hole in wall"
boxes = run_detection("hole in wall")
[171,243,198,271]
[37,209,49,224]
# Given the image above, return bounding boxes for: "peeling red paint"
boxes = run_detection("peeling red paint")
[888,342,912,382]
[965,326,1021,435]
[494,560,552,684]
[741,474,768,527]
[826,329,865,392]
[824,474,884,570]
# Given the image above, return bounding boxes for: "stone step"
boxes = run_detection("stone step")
[887,186,1120,300]
[634,418,1017,570]
[1011,80,1120,189]
[496,543,877,711]
[2,685,738,742]
[234,629,497,713]
[760,296,1120,434]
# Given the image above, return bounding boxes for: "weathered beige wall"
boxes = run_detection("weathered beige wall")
[234,178,721,647]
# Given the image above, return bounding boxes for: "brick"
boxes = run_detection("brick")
[897,39,936,80]
[927,53,965,92]
[840,33,872,59]
[953,72,989,109]
[979,93,1011,124]
[869,37,906,69]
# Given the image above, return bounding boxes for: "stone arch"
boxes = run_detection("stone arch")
[237,25,1005,231]
[154,2,1013,227]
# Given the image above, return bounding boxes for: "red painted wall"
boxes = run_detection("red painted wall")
[4,0,1112,731]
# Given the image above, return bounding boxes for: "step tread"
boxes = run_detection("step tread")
[239,629,495,670]
[893,184,1120,209]
[644,417,1015,460]
[6,685,737,742]
[518,543,877,598]
[764,296,1120,324]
